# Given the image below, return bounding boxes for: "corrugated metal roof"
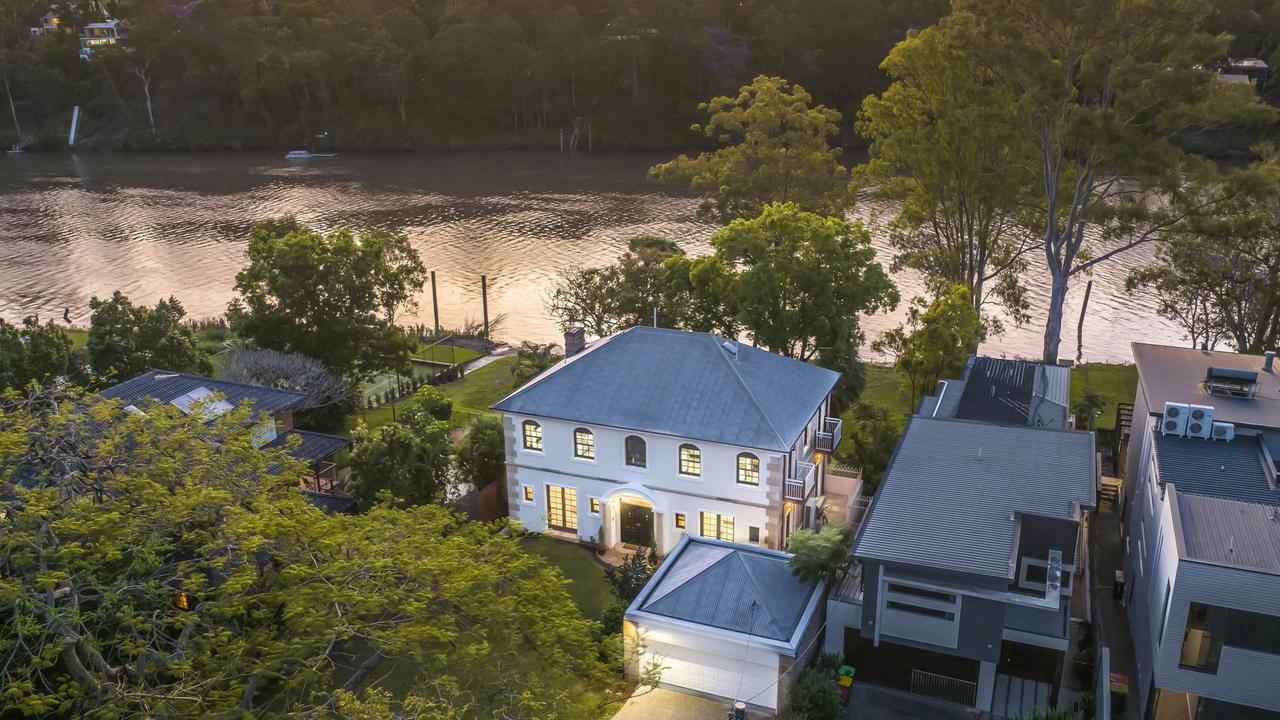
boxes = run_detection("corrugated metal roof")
[854,417,1096,579]
[1152,431,1279,505]
[491,327,839,451]
[266,429,350,463]
[1132,343,1280,429]
[637,537,818,642]
[1175,491,1280,575]
[954,357,1070,428]
[101,370,305,416]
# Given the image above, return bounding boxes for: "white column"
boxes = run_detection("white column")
[977,661,997,712]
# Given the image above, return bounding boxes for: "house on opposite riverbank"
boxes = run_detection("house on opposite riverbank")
[101,369,354,512]
[491,326,859,557]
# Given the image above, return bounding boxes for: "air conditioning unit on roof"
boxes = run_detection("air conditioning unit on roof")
[1186,404,1214,439]
[1211,421,1235,442]
[1162,402,1190,436]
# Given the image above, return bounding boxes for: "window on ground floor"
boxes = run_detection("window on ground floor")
[700,511,733,541]
[748,526,760,543]
[546,485,578,531]
[522,485,534,503]
[589,497,600,514]
[674,513,686,530]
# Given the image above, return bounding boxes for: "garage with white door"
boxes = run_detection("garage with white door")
[624,535,824,713]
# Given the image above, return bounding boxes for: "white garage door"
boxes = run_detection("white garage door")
[641,638,779,710]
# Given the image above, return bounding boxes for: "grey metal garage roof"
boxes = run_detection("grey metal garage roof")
[1175,491,1280,575]
[854,417,1096,579]
[629,536,820,643]
[1152,431,1279,505]
[491,327,839,451]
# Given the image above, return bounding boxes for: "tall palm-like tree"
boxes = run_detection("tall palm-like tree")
[511,342,562,387]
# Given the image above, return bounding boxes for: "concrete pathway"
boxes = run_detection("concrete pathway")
[611,688,746,720]
[460,345,515,373]
[846,684,986,720]
[1091,476,1141,720]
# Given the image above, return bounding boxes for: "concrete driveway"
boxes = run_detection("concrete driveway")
[612,688,770,720]
[846,684,987,720]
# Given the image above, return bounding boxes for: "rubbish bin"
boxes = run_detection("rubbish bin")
[1113,569,1125,600]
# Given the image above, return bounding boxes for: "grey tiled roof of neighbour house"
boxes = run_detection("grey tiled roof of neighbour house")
[630,536,821,644]
[1132,342,1280,428]
[1152,432,1280,505]
[264,430,352,463]
[854,417,1096,579]
[491,326,840,452]
[100,369,306,416]
[1174,492,1280,575]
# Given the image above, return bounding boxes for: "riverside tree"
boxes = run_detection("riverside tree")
[650,76,854,223]
[0,389,609,719]
[872,285,982,409]
[870,0,1274,363]
[87,291,210,381]
[1127,162,1280,353]
[674,203,898,406]
[857,23,1033,334]
[546,236,686,338]
[228,219,427,382]
[0,316,85,390]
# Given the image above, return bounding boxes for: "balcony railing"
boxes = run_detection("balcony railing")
[815,416,843,453]
[785,460,816,501]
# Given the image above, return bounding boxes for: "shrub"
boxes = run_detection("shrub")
[600,596,630,635]
[604,548,653,601]
[790,668,840,720]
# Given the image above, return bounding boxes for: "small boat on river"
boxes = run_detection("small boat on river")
[285,150,338,160]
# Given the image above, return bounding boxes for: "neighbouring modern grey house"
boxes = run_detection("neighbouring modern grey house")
[492,326,862,557]
[623,534,825,714]
[827,357,1097,717]
[100,369,355,512]
[1121,343,1280,719]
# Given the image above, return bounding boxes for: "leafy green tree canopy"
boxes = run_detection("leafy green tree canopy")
[456,416,506,489]
[228,219,427,381]
[0,316,85,391]
[873,284,982,409]
[857,23,1033,334]
[88,291,211,382]
[547,236,686,338]
[349,417,453,509]
[786,523,852,583]
[0,389,609,718]
[836,401,905,493]
[650,76,854,223]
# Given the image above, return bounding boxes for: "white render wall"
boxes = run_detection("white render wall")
[505,414,785,552]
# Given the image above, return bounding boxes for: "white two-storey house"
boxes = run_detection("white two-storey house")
[492,326,843,555]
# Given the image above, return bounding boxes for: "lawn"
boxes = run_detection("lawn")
[520,535,614,620]
[1071,363,1137,431]
[440,355,520,418]
[853,361,1137,430]
[414,342,481,366]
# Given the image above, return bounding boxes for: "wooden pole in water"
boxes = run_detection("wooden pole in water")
[588,124,592,152]
[559,129,564,153]
[1076,279,1093,364]
[430,271,440,335]
[481,275,490,339]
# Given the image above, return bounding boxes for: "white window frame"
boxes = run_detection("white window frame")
[698,510,734,541]
[521,485,535,505]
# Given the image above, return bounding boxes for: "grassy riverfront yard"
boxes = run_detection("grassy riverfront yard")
[519,535,614,620]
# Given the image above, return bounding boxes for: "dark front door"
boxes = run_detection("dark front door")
[620,502,653,547]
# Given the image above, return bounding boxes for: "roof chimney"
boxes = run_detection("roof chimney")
[564,327,586,357]
[1265,350,1275,373]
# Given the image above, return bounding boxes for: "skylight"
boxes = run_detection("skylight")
[170,387,234,419]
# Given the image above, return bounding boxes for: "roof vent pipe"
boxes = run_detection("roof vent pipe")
[1265,350,1275,373]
